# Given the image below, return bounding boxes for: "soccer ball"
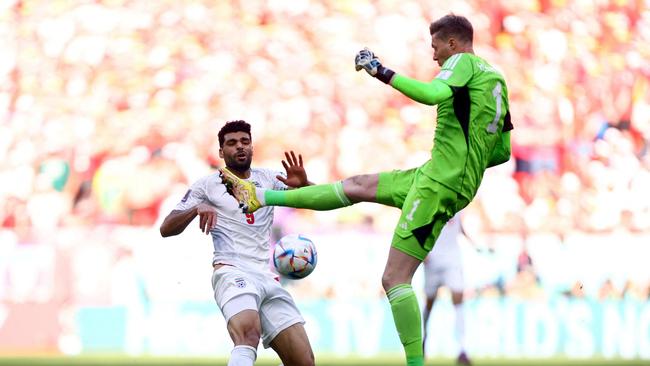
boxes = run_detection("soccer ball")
[272,234,317,279]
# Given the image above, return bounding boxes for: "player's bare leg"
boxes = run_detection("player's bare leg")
[451,290,471,365]
[226,309,262,366]
[341,174,380,203]
[421,294,436,358]
[270,323,315,366]
[382,247,422,298]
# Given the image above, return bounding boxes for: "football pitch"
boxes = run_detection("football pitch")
[0,356,648,366]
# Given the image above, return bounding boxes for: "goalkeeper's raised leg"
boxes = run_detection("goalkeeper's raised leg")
[219,166,356,214]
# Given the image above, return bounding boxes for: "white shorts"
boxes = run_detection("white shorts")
[211,265,305,348]
[423,263,464,297]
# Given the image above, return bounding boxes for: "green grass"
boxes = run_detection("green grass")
[0,356,648,366]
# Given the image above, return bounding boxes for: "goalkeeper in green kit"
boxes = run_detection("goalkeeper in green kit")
[220,14,512,366]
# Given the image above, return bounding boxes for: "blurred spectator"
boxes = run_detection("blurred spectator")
[0,0,649,305]
[516,244,533,273]
[0,0,647,232]
[505,266,545,301]
[621,280,649,301]
[598,279,622,301]
[567,281,587,299]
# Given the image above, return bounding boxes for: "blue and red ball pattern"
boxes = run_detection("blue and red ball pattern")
[273,234,317,279]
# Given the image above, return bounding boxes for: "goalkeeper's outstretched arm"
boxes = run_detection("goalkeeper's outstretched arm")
[354,47,452,105]
[390,76,453,106]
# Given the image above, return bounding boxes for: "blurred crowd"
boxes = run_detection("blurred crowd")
[1,0,649,305]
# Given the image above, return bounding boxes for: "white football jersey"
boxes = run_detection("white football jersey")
[425,212,462,270]
[174,168,287,273]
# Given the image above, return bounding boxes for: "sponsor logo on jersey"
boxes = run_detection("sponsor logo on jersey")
[253,181,262,188]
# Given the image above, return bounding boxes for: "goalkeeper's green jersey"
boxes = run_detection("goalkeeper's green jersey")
[405,53,513,200]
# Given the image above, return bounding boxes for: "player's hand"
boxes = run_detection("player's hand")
[355,47,381,76]
[196,203,217,235]
[276,151,310,188]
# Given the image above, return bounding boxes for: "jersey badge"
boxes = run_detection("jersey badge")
[234,277,247,288]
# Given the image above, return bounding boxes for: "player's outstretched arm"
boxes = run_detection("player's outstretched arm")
[354,47,396,84]
[160,203,217,237]
[391,76,453,106]
[276,150,314,188]
[160,208,197,237]
[355,47,452,105]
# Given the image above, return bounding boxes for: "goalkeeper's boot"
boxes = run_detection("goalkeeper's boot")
[218,167,262,213]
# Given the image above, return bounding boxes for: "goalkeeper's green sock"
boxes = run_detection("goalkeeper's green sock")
[387,284,424,366]
[263,182,353,210]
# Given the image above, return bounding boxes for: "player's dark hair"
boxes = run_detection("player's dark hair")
[429,14,473,44]
[218,120,252,147]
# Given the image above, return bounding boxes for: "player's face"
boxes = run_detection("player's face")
[431,33,453,67]
[219,131,253,172]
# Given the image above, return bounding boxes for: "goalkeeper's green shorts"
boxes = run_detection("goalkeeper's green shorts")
[376,161,469,261]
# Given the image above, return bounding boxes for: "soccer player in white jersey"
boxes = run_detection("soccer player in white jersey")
[159,120,315,366]
[422,211,471,365]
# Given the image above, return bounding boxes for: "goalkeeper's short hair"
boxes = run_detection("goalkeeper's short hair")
[429,14,473,44]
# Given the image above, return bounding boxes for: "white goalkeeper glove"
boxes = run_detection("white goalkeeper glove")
[354,47,395,84]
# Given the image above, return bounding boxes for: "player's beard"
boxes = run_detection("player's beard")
[225,153,252,174]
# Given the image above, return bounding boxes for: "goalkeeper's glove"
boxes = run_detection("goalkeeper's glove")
[354,47,395,84]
